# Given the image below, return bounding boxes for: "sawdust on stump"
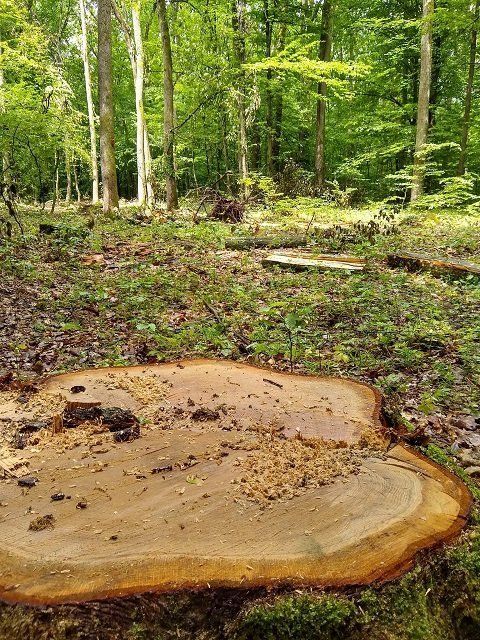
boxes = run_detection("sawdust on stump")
[235,428,385,504]
[28,514,55,532]
[0,360,472,605]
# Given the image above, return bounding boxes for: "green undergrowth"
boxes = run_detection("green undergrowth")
[233,549,480,640]
[0,201,480,639]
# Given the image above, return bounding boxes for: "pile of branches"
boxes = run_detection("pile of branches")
[194,187,245,224]
[210,194,245,223]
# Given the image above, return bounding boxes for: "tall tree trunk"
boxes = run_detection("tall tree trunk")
[65,149,72,203]
[232,0,249,200]
[272,20,285,172]
[221,112,232,193]
[112,0,154,207]
[272,92,283,171]
[50,150,60,215]
[411,0,434,202]
[251,120,261,170]
[79,0,99,204]
[98,0,120,214]
[264,0,274,176]
[132,1,147,206]
[0,40,11,194]
[457,0,479,176]
[314,0,333,192]
[73,162,82,202]
[157,0,178,211]
[144,126,154,206]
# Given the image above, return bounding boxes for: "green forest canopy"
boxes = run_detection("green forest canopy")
[0,0,478,210]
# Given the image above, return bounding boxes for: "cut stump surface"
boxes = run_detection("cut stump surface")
[0,360,471,605]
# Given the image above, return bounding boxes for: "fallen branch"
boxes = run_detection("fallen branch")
[388,251,480,277]
[225,235,308,250]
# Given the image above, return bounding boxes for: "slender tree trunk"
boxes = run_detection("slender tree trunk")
[73,162,81,202]
[251,120,261,170]
[79,0,99,203]
[273,92,283,172]
[264,0,274,176]
[132,1,147,206]
[0,40,11,193]
[457,0,479,176]
[98,0,119,214]
[157,0,178,211]
[314,0,333,192]
[232,0,249,199]
[428,31,442,127]
[55,151,60,202]
[144,126,154,206]
[65,149,72,203]
[411,0,434,202]
[50,150,60,215]
[272,20,285,172]
[221,113,232,193]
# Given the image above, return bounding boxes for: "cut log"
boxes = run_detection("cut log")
[388,251,480,277]
[225,235,308,250]
[0,360,471,606]
[263,253,366,271]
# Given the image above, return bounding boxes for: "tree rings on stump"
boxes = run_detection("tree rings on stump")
[0,360,471,605]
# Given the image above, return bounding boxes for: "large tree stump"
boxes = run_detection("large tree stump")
[0,361,471,606]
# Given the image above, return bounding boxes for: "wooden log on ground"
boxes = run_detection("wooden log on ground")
[263,253,366,272]
[388,251,480,277]
[0,360,471,606]
[225,235,308,250]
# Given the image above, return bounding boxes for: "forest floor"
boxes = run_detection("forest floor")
[1,198,480,639]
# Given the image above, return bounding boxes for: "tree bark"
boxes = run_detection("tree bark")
[251,120,261,170]
[411,0,434,202]
[73,162,82,202]
[79,0,99,204]
[0,40,12,196]
[457,0,479,176]
[112,0,154,208]
[232,0,249,200]
[221,113,232,193]
[314,0,333,192]
[264,0,274,176]
[65,149,72,203]
[144,126,154,207]
[50,150,60,215]
[272,20,285,173]
[132,1,147,206]
[98,0,120,214]
[157,0,178,211]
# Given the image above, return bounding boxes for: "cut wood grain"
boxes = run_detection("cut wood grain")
[388,251,480,277]
[263,252,366,271]
[0,456,29,479]
[0,360,471,606]
[225,235,308,250]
